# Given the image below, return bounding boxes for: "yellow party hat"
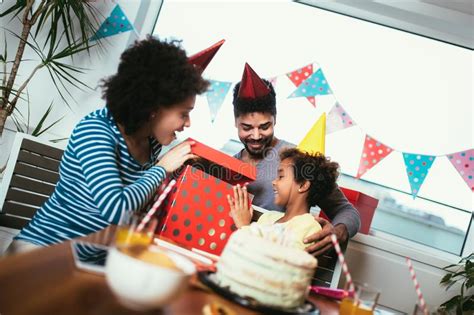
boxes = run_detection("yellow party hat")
[297,113,326,154]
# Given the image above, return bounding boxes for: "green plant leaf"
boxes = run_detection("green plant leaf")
[462,295,474,311]
[0,1,26,18]
[440,295,461,311]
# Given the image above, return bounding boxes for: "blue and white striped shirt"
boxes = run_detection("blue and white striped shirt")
[15,107,166,246]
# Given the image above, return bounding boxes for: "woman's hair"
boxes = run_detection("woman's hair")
[100,36,209,135]
[279,148,340,207]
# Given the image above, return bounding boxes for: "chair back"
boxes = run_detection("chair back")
[311,247,344,288]
[0,133,64,229]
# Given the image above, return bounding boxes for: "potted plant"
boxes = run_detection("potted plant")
[0,0,103,137]
[439,253,474,314]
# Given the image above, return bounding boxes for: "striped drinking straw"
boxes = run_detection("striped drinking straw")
[406,257,428,315]
[137,179,177,232]
[330,234,355,293]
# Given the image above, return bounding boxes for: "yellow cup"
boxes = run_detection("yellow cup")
[340,298,374,315]
[115,212,158,247]
[339,283,380,315]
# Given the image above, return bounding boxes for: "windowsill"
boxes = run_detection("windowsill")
[352,231,461,268]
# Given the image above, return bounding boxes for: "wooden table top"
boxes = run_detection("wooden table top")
[0,226,340,315]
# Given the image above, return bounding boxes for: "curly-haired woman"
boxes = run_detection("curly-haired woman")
[6,37,219,254]
[227,148,340,250]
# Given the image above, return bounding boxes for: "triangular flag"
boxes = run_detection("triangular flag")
[403,153,436,198]
[326,102,356,134]
[206,80,232,123]
[447,149,474,191]
[297,113,326,154]
[357,136,392,178]
[90,4,133,41]
[288,68,332,98]
[286,64,316,107]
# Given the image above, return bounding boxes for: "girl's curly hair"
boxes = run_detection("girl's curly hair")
[280,148,340,207]
[100,36,209,135]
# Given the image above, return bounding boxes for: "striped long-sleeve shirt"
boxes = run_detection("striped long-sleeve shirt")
[15,107,166,246]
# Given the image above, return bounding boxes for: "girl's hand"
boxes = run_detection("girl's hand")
[156,140,197,174]
[227,184,253,228]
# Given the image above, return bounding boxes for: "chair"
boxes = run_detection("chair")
[0,133,64,229]
[311,244,345,288]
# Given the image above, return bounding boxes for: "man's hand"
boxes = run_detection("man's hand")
[303,217,349,257]
[227,184,253,228]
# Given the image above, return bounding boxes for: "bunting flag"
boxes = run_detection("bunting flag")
[286,64,316,107]
[403,153,436,198]
[357,136,393,178]
[206,80,232,123]
[178,58,472,196]
[297,113,326,154]
[447,149,474,191]
[326,102,356,134]
[288,68,332,99]
[90,4,134,41]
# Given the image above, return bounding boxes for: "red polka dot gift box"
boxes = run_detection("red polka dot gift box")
[155,138,256,255]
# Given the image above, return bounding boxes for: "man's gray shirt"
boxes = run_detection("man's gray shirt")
[234,139,361,237]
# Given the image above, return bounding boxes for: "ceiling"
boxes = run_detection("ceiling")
[296,0,474,49]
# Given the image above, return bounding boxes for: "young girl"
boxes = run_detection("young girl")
[227,148,340,250]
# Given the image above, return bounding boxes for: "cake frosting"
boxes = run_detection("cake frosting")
[214,224,318,309]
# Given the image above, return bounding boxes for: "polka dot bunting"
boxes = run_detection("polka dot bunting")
[288,68,332,99]
[326,102,356,134]
[286,64,316,107]
[403,153,436,198]
[206,80,232,123]
[357,135,393,178]
[90,5,133,41]
[447,149,474,191]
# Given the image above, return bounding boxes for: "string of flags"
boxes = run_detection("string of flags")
[203,62,472,198]
[86,5,472,197]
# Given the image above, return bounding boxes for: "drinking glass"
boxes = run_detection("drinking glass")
[339,283,380,315]
[115,212,158,247]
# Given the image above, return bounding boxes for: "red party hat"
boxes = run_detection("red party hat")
[237,63,271,98]
[188,39,225,74]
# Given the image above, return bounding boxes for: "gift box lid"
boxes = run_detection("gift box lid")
[187,138,256,182]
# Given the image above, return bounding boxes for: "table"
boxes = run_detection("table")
[0,226,339,315]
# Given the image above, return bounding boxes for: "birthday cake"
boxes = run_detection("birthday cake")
[214,224,317,309]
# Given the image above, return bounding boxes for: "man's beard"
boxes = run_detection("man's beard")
[243,136,273,158]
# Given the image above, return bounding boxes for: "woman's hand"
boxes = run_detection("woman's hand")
[227,184,253,228]
[156,140,197,174]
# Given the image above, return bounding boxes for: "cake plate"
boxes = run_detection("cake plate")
[197,271,320,315]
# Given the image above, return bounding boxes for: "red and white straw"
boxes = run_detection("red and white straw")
[330,234,355,293]
[406,257,427,314]
[137,179,177,232]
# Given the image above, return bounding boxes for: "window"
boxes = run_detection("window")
[153,1,472,255]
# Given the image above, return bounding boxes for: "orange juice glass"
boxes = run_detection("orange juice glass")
[340,283,379,315]
[115,212,158,247]
[339,298,375,315]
